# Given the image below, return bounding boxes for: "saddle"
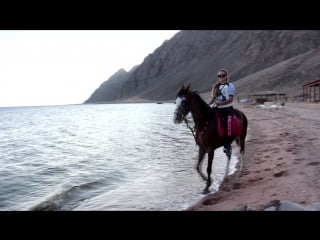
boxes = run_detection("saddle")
[216,111,241,138]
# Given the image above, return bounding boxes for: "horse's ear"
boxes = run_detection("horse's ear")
[185,83,191,92]
[177,85,185,96]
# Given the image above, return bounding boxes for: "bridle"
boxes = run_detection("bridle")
[179,98,209,147]
[184,117,196,142]
[175,97,196,141]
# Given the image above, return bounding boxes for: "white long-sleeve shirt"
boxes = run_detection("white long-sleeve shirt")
[216,83,235,108]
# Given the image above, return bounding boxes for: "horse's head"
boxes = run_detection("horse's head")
[173,84,192,124]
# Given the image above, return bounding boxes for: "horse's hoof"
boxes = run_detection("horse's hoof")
[202,188,210,194]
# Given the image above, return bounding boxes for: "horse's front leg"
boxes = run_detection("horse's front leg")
[196,147,207,181]
[203,150,214,194]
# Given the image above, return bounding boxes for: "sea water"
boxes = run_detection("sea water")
[0,103,238,211]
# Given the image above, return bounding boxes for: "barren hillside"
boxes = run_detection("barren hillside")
[85,30,320,103]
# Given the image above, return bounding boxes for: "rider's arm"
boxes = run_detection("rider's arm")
[216,95,234,106]
[208,85,216,105]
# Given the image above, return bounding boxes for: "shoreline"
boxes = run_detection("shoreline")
[186,102,320,210]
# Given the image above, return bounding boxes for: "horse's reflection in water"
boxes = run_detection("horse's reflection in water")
[173,84,248,194]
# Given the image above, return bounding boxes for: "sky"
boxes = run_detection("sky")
[0,30,180,107]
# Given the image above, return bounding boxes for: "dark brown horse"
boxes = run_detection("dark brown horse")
[173,85,248,194]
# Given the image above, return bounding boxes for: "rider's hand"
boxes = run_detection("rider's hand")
[211,102,218,108]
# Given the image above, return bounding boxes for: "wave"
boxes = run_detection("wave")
[29,181,102,211]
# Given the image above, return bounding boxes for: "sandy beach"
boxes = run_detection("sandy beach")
[186,102,320,211]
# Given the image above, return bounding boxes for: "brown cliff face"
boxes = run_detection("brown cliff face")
[84,68,130,103]
[85,30,320,103]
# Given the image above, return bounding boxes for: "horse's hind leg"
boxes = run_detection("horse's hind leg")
[240,136,245,155]
[224,141,232,176]
[196,147,207,181]
[235,137,240,147]
[225,154,231,178]
[239,153,244,171]
[203,150,214,194]
[238,136,245,171]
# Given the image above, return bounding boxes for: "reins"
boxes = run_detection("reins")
[184,116,209,149]
[181,91,211,147]
[184,117,197,142]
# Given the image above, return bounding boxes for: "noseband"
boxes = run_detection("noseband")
[179,99,189,116]
[177,98,200,144]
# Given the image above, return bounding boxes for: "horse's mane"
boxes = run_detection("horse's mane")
[192,91,215,120]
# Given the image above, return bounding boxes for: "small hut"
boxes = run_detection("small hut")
[248,91,286,105]
[303,79,320,103]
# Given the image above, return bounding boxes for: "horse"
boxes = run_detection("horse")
[173,84,248,194]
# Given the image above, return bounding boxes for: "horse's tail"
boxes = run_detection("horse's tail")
[233,108,248,154]
[240,110,248,140]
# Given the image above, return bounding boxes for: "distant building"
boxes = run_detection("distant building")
[303,79,320,102]
[248,91,286,104]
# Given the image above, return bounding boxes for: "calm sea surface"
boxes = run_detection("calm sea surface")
[0,103,238,211]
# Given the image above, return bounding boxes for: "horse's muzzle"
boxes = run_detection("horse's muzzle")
[173,110,184,124]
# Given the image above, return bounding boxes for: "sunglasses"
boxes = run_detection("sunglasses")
[217,74,226,78]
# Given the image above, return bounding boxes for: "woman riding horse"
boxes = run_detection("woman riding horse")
[208,69,235,159]
[174,84,248,194]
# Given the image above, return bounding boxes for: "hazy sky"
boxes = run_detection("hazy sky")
[0,30,180,107]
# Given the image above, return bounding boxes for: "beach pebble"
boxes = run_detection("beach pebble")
[277,200,307,211]
[236,200,320,211]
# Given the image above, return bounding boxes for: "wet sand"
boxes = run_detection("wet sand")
[186,102,320,210]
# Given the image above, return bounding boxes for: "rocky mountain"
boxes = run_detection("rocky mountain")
[84,30,320,103]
